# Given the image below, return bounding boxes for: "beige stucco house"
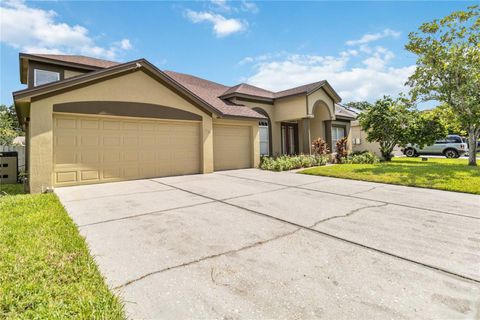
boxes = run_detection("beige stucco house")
[13,53,355,193]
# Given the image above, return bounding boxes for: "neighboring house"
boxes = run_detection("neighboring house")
[13,53,355,193]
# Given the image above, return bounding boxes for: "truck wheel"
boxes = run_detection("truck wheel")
[444,149,458,158]
[404,148,416,157]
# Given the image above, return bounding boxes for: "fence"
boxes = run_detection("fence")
[0,145,26,173]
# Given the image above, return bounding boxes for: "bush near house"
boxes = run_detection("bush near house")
[260,154,328,171]
[0,193,125,319]
[341,151,380,164]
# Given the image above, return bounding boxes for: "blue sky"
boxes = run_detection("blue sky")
[0,0,472,107]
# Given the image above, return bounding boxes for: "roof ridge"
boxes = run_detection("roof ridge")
[163,70,229,88]
[274,80,325,94]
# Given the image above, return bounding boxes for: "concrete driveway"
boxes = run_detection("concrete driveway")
[55,169,480,319]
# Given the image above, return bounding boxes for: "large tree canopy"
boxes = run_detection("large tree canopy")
[358,96,445,161]
[423,104,466,136]
[406,5,479,165]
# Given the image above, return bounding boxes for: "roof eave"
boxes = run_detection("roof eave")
[335,115,356,121]
[19,53,106,72]
[219,92,274,103]
[220,114,267,121]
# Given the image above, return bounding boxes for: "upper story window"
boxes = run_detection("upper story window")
[34,69,60,86]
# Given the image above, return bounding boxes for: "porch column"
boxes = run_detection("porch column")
[301,118,312,154]
[324,120,333,152]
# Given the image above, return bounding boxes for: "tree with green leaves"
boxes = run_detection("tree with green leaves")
[423,104,466,136]
[344,101,372,111]
[406,5,479,166]
[0,105,18,145]
[359,96,446,161]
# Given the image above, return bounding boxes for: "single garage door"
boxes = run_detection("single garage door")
[53,114,201,186]
[213,124,252,171]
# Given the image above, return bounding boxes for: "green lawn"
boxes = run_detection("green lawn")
[300,157,480,194]
[0,193,125,319]
[0,183,25,196]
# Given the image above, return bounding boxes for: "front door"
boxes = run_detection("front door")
[281,122,299,155]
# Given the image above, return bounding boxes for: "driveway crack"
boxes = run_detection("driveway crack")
[151,178,480,284]
[348,186,379,196]
[114,228,301,290]
[310,203,389,228]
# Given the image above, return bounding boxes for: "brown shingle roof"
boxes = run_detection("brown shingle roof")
[164,71,265,119]
[274,81,326,99]
[221,83,274,99]
[25,54,119,69]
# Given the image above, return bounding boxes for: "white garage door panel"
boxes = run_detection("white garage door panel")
[213,124,252,171]
[53,114,201,186]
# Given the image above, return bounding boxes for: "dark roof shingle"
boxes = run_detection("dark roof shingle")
[221,83,274,99]
[274,81,326,98]
[164,71,266,119]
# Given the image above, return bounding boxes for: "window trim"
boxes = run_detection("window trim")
[34,68,60,87]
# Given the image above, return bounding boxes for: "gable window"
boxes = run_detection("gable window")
[34,69,60,86]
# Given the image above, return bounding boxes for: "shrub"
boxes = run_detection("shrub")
[312,138,329,155]
[260,154,328,171]
[341,151,380,164]
[335,137,348,162]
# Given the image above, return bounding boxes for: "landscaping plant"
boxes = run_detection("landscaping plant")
[260,154,328,172]
[311,138,329,155]
[335,137,348,163]
[341,151,380,164]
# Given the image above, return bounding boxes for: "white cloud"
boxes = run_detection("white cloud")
[118,39,132,50]
[186,10,246,37]
[241,1,259,14]
[0,0,132,59]
[210,0,232,12]
[346,28,401,46]
[241,46,415,102]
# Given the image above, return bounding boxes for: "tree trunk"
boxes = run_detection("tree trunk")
[380,142,394,161]
[468,128,477,166]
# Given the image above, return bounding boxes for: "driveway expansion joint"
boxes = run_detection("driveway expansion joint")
[78,200,215,228]
[80,183,293,228]
[61,188,175,203]
[152,178,480,285]
[218,172,480,221]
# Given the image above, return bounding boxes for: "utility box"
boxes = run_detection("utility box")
[0,151,18,184]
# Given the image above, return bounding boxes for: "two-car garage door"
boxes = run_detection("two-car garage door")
[53,114,201,186]
[53,114,254,186]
